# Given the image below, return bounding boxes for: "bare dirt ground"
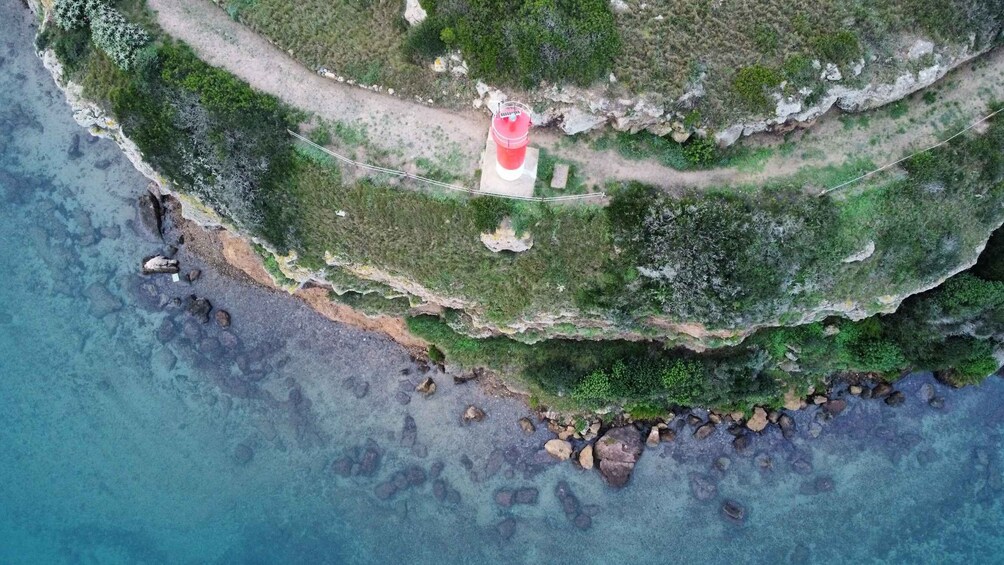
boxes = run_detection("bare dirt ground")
[149,0,1003,195]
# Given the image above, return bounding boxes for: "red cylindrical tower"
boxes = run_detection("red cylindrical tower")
[491,101,532,181]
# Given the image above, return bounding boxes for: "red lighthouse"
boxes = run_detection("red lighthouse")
[491,101,532,181]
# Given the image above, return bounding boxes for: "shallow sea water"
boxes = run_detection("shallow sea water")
[2,4,1004,564]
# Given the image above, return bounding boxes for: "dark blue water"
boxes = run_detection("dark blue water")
[3,4,1004,563]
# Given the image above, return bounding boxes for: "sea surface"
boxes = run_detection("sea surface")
[3,3,1004,564]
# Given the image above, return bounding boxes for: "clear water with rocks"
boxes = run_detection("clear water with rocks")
[2,4,1004,564]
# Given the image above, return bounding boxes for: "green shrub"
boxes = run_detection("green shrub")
[935,273,1004,319]
[403,15,446,61]
[428,344,445,364]
[438,0,619,87]
[53,0,90,31]
[660,360,706,405]
[88,2,150,70]
[733,65,782,112]
[48,25,93,74]
[813,31,861,64]
[782,55,816,86]
[469,196,514,232]
[571,369,613,404]
[683,137,717,166]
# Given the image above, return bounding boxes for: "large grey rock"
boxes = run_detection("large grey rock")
[594,426,643,487]
[403,0,427,25]
[480,217,533,253]
[142,255,179,275]
[560,107,606,135]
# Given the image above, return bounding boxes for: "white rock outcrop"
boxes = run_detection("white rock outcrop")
[403,0,427,26]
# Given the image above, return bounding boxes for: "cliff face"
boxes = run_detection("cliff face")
[484,38,998,146]
[35,3,1004,353]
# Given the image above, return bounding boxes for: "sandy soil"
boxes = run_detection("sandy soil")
[148,0,1004,195]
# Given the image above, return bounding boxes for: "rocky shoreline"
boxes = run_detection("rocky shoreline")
[25,0,999,503]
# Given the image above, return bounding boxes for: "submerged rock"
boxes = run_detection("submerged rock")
[215,309,231,328]
[233,443,254,465]
[518,417,536,435]
[415,377,436,397]
[137,192,162,239]
[885,391,906,406]
[689,473,717,501]
[721,500,746,525]
[462,405,486,423]
[595,426,643,488]
[496,517,517,541]
[184,295,212,323]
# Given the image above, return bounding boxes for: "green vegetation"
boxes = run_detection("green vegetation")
[52,0,150,69]
[425,0,619,87]
[733,65,783,112]
[44,3,1004,414]
[252,244,298,287]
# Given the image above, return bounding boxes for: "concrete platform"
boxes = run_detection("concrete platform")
[479,132,538,198]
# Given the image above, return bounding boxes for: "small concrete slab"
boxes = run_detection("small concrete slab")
[479,131,538,198]
[550,163,570,190]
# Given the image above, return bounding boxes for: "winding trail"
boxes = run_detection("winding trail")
[147,0,1004,193]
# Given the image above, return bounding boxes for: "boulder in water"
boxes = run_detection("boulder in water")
[594,426,643,488]
[142,255,179,275]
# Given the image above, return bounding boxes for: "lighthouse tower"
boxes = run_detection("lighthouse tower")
[480,101,538,197]
[491,102,532,181]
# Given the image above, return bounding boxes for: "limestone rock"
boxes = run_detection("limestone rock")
[518,417,536,435]
[694,422,716,440]
[480,217,533,253]
[783,389,805,411]
[416,377,436,397]
[578,444,594,470]
[746,407,769,432]
[214,309,231,328]
[142,255,179,275]
[403,0,427,26]
[646,426,660,447]
[545,439,573,461]
[462,405,486,423]
[822,63,843,81]
[908,39,935,60]
[560,107,606,135]
[842,241,875,263]
[594,426,643,488]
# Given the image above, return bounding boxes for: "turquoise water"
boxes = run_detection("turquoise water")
[3,4,1004,563]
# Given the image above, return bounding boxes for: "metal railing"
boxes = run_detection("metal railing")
[287,130,605,203]
[820,106,1003,196]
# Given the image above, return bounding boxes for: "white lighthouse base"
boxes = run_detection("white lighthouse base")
[479,132,538,199]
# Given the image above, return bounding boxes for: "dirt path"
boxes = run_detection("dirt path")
[148,0,1004,195]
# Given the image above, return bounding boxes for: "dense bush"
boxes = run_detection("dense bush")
[53,0,91,31]
[429,0,619,87]
[598,182,839,325]
[51,0,149,69]
[813,31,861,64]
[88,2,150,69]
[403,15,447,61]
[110,42,297,246]
[733,64,782,112]
[683,137,716,166]
[469,196,514,232]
